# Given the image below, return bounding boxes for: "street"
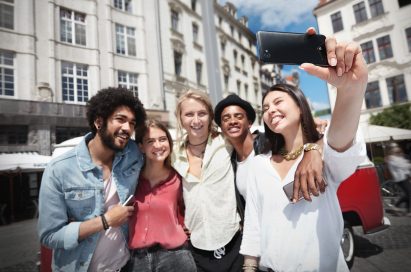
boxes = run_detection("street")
[0,214,410,271]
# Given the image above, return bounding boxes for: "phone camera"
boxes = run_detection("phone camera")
[317,46,323,51]
[263,51,271,59]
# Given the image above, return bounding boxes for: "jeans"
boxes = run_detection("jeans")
[128,244,197,272]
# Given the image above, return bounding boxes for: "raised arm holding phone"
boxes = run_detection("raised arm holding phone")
[240,28,368,272]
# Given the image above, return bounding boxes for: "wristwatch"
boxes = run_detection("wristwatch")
[303,143,322,155]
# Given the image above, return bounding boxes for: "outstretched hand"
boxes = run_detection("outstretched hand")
[304,28,368,93]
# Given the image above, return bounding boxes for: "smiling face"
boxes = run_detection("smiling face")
[220,105,251,141]
[179,98,211,141]
[262,91,301,135]
[98,106,136,152]
[139,126,171,165]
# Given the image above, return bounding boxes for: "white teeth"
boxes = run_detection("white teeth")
[228,127,240,132]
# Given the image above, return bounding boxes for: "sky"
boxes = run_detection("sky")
[218,0,331,112]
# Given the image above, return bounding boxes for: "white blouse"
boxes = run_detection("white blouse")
[240,130,367,272]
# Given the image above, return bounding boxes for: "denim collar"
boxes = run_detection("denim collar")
[75,132,130,172]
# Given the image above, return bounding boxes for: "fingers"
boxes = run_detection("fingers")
[300,63,331,82]
[292,174,301,203]
[335,42,347,77]
[306,27,317,35]
[298,173,312,202]
[307,172,319,197]
[325,36,337,66]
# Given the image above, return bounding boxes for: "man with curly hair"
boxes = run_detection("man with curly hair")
[38,87,146,271]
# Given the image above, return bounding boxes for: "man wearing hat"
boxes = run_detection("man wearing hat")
[214,94,326,218]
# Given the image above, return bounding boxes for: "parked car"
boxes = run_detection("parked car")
[337,159,390,268]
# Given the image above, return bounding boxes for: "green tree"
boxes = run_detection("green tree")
[369,103,411,129]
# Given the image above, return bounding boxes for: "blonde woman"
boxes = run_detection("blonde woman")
[172,90,243,272]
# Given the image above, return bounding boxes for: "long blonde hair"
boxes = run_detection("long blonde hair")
[175,89,219,144]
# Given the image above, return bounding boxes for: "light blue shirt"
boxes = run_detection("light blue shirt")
[38,133,143,272]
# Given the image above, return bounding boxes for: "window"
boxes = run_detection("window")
[238,32,242,43]
[118,71,138,97]
[191,0,197,11]
[386,75,408,104]
[0,50,14,96]
[224,74,229,90]
[365,81,381,108]
[218,16,222,26]
[60,8,86,46]
[361,41,375,64]
[171,10,179,31]
[195,61,202,84]
[230,25,234,36]
[398,0,411,8]
[406,27,411,52]
[0,125,28,145]
[241,55,245,69]
[331,12,343,33]
[236,80,241,93]
[192,23,199,43]
[174,51,182,76]
[61,62,88,103]
[55,127,88,144]
[353,2,367,24]
[114,0,132,12]
[220,41,226,56]
[244,84,248,100]
[377,35,393,60]
[369,0,384,17]
[233,50,238,66]
[115,24,136,56]
[0,0,13,29]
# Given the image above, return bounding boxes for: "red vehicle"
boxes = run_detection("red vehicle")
[337,159,390,268]
[40,160,388,271]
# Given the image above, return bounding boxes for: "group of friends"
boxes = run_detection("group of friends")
[38,30,369,272]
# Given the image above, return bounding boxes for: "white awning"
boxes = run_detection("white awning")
[0,152,52,172]
[360,123,411,143]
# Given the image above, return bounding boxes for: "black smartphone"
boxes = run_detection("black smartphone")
[257,31,329,66]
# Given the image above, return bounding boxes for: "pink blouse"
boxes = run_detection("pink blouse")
[128,169,187,249]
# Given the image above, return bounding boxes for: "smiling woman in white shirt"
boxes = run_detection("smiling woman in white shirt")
[172,89,242,272]
[240,38,369,272]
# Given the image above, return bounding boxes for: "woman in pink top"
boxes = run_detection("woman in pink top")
[128,119,196,272]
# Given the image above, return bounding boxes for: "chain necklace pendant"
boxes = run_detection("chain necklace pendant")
[280,145,304,161]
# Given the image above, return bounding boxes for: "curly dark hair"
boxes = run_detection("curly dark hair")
[86,87,146,134]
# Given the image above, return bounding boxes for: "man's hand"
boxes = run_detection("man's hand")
[105,204,134,228]
[293,149,326,202]
[314,117,328,135]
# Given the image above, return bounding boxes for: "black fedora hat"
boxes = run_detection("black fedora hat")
[214,94,256,126]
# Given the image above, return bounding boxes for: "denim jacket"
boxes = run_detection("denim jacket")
[38,133,143,272]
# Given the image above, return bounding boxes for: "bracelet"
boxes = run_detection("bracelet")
[101,214,109,230]
[303,143,321,155]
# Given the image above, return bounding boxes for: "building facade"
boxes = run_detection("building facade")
[314,0,411,124]
[0,0,265,155]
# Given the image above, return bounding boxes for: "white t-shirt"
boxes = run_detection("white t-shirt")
[236,149,255,199]
[240,131,366,272]
[88,176,129,272]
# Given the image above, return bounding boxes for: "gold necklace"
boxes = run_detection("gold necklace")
[280,145,304,161]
